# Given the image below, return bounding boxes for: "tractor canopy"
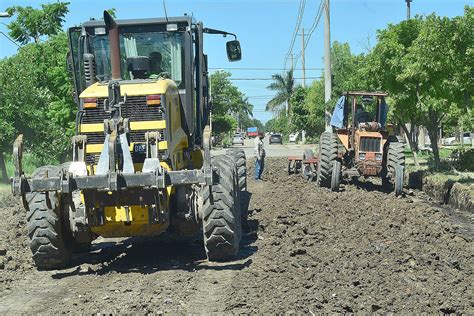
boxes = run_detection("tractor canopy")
[330,92,389,130]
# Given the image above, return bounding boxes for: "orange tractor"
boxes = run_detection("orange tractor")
[316,91,405,195]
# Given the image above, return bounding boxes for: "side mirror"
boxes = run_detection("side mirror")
[226,40,241,62]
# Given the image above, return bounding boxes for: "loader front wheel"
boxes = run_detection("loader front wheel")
[26,166,72,270]
[317,132,340,188]
[226,148,247,192]
[202,155,241,261]
[226,148,248,224]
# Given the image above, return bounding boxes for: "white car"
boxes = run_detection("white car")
[289,132,299,142]
[442,133,472,146]
[232,133,244,146]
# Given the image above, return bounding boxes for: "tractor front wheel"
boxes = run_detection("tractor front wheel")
[331,160,342,192]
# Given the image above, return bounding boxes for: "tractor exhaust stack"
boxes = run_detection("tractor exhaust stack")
[104,10,121,80]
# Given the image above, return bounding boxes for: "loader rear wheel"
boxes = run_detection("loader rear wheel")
[26,166,72,270]
[383,138,405,196]
[202,155,241,261]
[317,132,340,188]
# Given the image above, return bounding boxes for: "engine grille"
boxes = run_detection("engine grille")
[359,137,381,152]
[81,96,164,124]
[81,95,167,164]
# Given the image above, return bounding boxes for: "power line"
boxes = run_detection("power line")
[209,67,323,71]
[294,0,324,64]
[229,76,323,81]
[283,0,306,71]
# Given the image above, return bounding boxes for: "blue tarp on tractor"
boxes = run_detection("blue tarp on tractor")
[330,96,345,129]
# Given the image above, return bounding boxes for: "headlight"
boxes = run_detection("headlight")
[375,153,383,161]
[359,153,366,160]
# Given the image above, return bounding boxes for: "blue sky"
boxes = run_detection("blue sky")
[0,0,471,123]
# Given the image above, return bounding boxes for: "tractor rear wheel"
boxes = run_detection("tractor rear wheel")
[202,155,241,261]
[317,132,340,188]
[26,166,72,270]
[383,137,405,196]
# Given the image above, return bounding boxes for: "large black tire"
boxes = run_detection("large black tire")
[25,166,72,270]
[226,149,248,225]
[394,165,404,196]
[202,155,241,261]
[331,160,342,192]
[226,148,247,192]
[316,132,340,188]
[383,137,405,196]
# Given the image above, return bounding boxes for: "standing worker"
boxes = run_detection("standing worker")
[254,131,266,181]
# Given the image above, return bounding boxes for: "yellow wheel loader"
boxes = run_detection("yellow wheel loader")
[11,11,246,269]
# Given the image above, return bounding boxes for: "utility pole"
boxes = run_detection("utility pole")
[290,53,294,71]
[324,0,332,130]
[301,28,306,87]
[405,0,412,20]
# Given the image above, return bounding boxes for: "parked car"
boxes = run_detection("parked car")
[232,133,244,146]
[442,132,473,146]
[289,132,299,142]
[269,133,283,145]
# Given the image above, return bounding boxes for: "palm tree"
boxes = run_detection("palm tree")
[266,69,295,116]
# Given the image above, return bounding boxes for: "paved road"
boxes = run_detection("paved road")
[213,136,316,158]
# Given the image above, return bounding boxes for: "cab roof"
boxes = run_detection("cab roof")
[78,16,195,29]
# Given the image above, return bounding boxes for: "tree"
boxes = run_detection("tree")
[0,3,75,182]
[210,71,254,136]
[289,86,308,133]
[367,18,424,165]
[266,69,295,116]
[400,9,473,166]
[303,80,327,140]
[6,2,69,44]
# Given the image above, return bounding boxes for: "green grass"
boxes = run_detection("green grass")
[405,146,474,188]
[0,182,11,200]
[3,153,44,178]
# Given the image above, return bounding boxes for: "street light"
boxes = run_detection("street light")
[0,12,10,18]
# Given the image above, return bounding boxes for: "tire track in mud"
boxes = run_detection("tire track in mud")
[0,158,472,313]
[222,158,473,314]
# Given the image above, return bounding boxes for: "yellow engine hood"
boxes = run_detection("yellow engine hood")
[79,79,177,98]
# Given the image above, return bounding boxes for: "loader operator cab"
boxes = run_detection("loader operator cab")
[148,51,164,78]
[67,14,241,150]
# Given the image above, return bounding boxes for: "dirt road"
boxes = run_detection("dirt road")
[0,157,472,313]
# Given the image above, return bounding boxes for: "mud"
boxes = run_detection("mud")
[0,157,472,313]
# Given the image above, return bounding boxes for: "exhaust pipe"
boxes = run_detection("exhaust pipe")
[103,10,121,80]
